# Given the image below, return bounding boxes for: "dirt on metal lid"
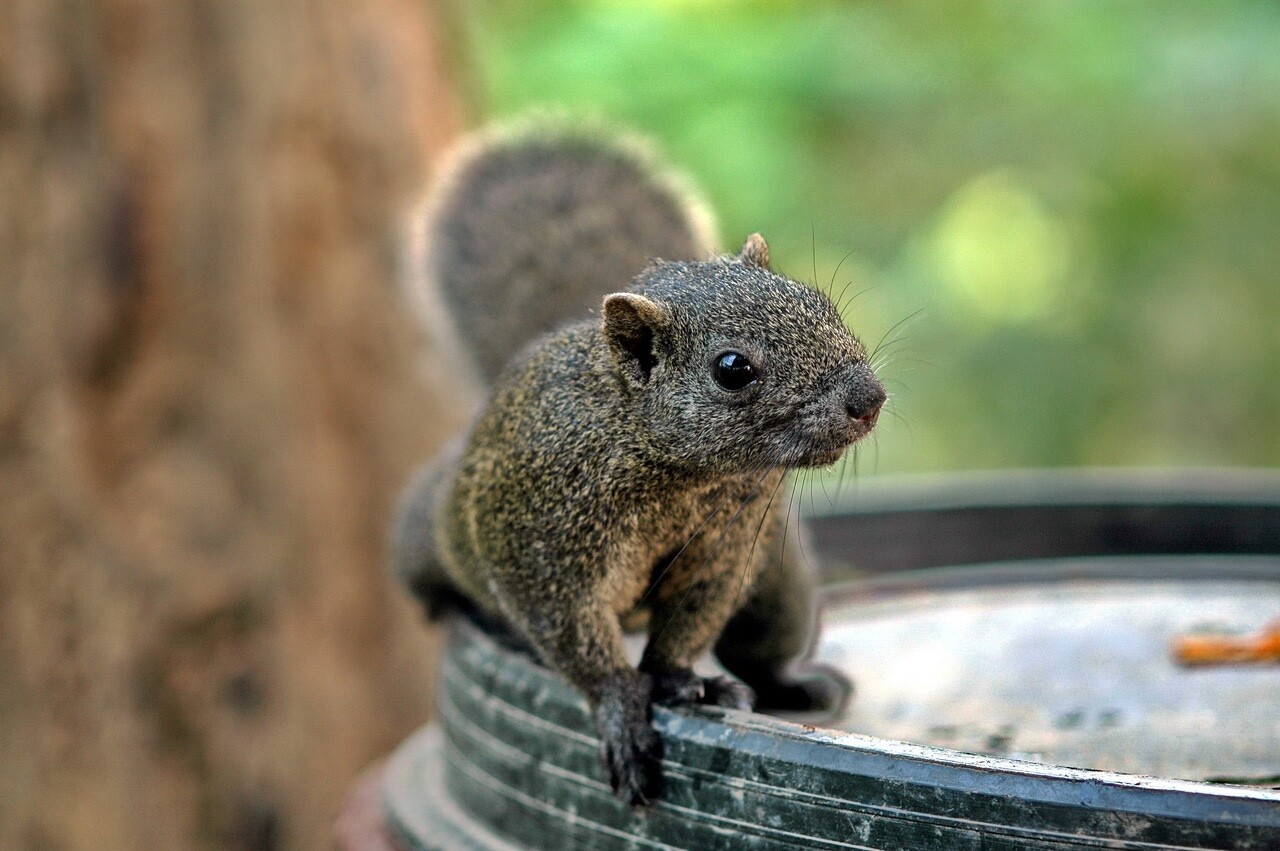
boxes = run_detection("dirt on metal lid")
[817,555,1280,784]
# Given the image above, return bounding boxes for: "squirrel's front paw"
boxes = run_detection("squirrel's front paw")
[651,668,755,711]
[595,672,663,806]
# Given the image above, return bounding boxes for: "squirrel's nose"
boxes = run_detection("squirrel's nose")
[846,384,886,427]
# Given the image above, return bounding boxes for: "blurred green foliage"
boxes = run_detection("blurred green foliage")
[449,0,1280,474]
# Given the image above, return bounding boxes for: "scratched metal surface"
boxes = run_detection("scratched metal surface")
[815,557,1280,783]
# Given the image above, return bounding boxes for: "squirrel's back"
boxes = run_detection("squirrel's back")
[407,121,718,386]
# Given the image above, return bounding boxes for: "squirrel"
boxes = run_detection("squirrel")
[391,121,886,806]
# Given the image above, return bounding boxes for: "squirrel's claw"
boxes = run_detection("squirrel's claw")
[651,668,705,705]
[595,672,664,807]
[701,675,755,711]
[651,669,756,711]
[599,719,664,807]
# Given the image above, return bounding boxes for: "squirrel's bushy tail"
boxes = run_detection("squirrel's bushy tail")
[406,120,718,387]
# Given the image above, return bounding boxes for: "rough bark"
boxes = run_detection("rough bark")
[0,0,462,847]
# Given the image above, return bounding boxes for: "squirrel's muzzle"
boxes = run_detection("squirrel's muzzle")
[848,401,882,430]
[845,371,886,436]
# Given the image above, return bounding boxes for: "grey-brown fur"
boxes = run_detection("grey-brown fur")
[392,126,884,806]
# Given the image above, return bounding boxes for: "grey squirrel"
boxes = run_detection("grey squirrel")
[391,121,885,806]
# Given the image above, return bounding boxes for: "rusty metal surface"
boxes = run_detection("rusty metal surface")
[817,555,1280,782]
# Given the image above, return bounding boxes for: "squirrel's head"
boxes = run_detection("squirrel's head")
[602,234,885,474]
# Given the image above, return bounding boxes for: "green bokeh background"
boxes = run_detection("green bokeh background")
[447,0,1280,475]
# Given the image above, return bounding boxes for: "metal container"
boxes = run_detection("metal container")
[381,470,1280,850]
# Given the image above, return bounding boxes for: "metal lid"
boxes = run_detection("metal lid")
[819,556,1280,782]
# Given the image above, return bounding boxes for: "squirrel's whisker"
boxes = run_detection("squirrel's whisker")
[872,359,929,379]
[889,356,936,370]
[837,448,852,499]
[869,335,911,365]
[811,225,818,291]
[652,466,776,645]
[880,376,913,393]
[837,283,879,317]
[797,476,820,579]
[885,402,916,425]
[638,474,748,604]
[870,339,917,374]
[869,308,925,365]
[872,347,935,373]
[827,249,857,296]
[883,405,917,446]
[780,482,795,586]
[728,471,789,625]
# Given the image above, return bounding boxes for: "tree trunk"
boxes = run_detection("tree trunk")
[0,0,463,847]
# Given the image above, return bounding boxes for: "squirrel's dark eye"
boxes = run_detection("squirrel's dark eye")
[714,352,757,391]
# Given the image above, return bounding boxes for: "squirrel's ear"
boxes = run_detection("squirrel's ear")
[737,233,770,269]
[602,293,669,383]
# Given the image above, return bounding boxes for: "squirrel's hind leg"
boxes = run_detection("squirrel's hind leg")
[713,508,852,718]
[390,447,466,622]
